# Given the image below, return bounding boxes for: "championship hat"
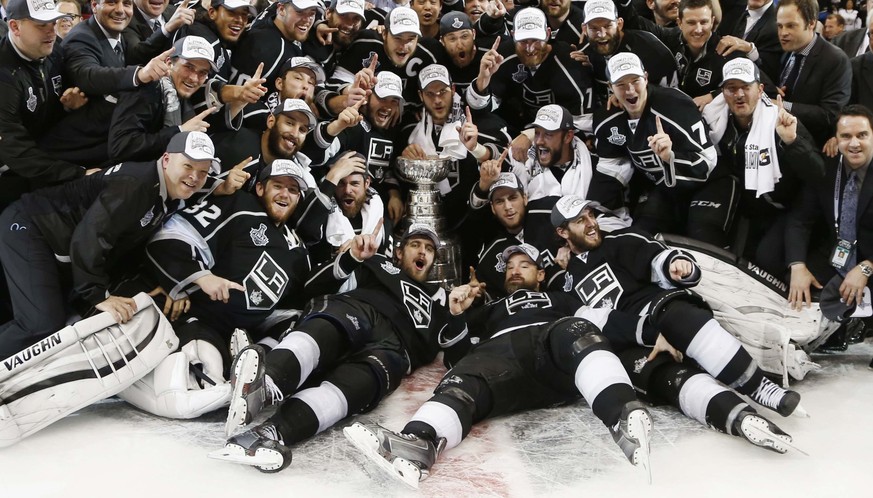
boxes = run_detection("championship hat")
[272,98,318,130]
[166,131,221,174]
[488,172,524,200]
[550,195,603,227]
[172,36,219,72]
[388,6,422,36]
[418,64,452,90]
[721,58,761,85]
[210,0,257,17]
[257,159,311,190]
[584,0,618,23]
[440,11,473,36]
[279,56,327,86]
[6,0,69,22]
[513,8,548,42]
[402,223,441,247]
[606,52,645,84]
[501,243,543,269]
[533,104,574,131]
[819,275,873,322]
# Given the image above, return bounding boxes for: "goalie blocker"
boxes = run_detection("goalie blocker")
[0,293,178,447]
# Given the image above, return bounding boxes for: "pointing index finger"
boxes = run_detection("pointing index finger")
[371,217,384,238]
[491,37,500,53]
[368,53,379,71]
[233,156,252,170]
[655,115,664,134]
[465,105,473,123]
[776,93,784,110]
[252,62,264,81]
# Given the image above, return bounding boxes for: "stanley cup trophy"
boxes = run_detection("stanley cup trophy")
[395,157,463,289]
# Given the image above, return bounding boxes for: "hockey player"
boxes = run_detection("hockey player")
[0,131,219,361]
[589,52,735,247]
[209,224,460,472]
[304,72,407,223]
[436,12,490,103]
[550,195,803,418]
[240,56,325,132]
[702,58,824,275]
[466,7,596,133]
[581,0,679,99]
[228,0,319,96]
[343,243,654,488]
[329,6,442,111]
[303,0,366,78]
[121,159,313,419]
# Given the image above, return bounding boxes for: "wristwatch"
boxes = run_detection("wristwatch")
[859,263,873,277]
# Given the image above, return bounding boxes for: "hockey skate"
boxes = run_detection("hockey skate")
[225,345,267,437]
[208,422,292,473]
[734,410,796,454]
[229,328,252,359]
[343,422,445,489]
[609,401,653,483]
[749,377,802,417]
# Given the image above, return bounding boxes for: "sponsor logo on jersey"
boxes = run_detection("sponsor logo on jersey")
[607,126,626,146]
[400,281,433,328]
[504,290,552,314]
[512,64,529,83]
[574,262,623,308]
[26,87,37,112]
[250,223,269,246]
[695,68,712,87]
[362,51,381,71]
[381,260,401,275]
[2,332,62,372]
[244,252,289,311]
[689,200,722,208]
[140,206,155,227]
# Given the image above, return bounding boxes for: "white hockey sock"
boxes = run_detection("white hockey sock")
[574,350,633,405]
[685,319,750,385]
[677,373,728,426]
[274,331,320,389]
[410,401,464,450]
[292,381,348,434]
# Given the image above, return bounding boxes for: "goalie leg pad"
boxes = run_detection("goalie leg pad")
[116,347,231,419]
[0,293,177,447]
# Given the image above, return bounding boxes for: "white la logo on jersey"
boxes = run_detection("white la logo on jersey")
[244,252,289,311]
[574,262,623,308]
[400,281,433,329]
[250,223,269,246]
[504,290,552,314]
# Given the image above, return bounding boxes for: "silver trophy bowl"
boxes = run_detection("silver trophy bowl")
[395,156,451,185]
[394,157,462,289]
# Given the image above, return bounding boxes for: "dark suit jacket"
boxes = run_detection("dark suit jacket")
[785,36,852,147]
[40,18,141,166]
[731,3,783,84]
[786,157,873,282]
[851,52,873,110]
[832,28,866,59]
[122,6,175,65]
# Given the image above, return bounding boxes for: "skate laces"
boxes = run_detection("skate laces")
[751,379,785,409]
[257,424,284,445]
[264,375,284,405]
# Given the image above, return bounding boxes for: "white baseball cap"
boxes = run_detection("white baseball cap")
[488,172,524,200]
[272,98,318,130]
[550,195,603,227]
[167,131,221,174]
[5,0,69,22]
[280,56,326,86]
[388,6,422,36]
[606,52,645,84]
[532,104,574,131]
[402,223,440,247]
[418,64,451,90]
[584,0,617,23]
[331,0,365,18]
[280,0,322,11]
[172,36,218,72]
[513,8,548,42]
[721,58,761,85]
[257,159,310,190]
[501,243,543,269]
[210,0,257,17]
[373,71,405,105]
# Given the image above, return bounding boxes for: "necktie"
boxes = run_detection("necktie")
[113,41,123,60]
[742,10,752,38]
[779,53,804,96]
[153,19,161,33]
[839,170,859,272]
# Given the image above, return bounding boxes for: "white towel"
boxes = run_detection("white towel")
[703,93,782,197]
[508,136,594,201]
[407,100,469,195]
[325,190,385,248]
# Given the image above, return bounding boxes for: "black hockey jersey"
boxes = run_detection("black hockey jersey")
[146,191,311,331]
[229,21,304,96]
[590,85,719,208]
[305,251,456,367]
[584,30,679,100]
[556,227,700,314]
[466,39,596,132]
[304,118,401,190]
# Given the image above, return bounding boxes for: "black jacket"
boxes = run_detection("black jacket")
[16,160,184,305]
[0,37,84,204]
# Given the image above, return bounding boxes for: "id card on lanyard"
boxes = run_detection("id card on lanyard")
[831,159,857,270]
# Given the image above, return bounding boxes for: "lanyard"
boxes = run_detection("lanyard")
[833,158,844,238]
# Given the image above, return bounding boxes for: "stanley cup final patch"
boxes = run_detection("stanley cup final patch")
[607,126,626,146]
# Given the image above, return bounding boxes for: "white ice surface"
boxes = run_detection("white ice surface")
[1,342,872,498]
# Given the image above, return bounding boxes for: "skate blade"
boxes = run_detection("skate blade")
[745,424,809,456]
[207,444,285,471]
[627,411,653,485]
[791,404,810,418]
[225,350,261,437]
[343,423,420,490]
